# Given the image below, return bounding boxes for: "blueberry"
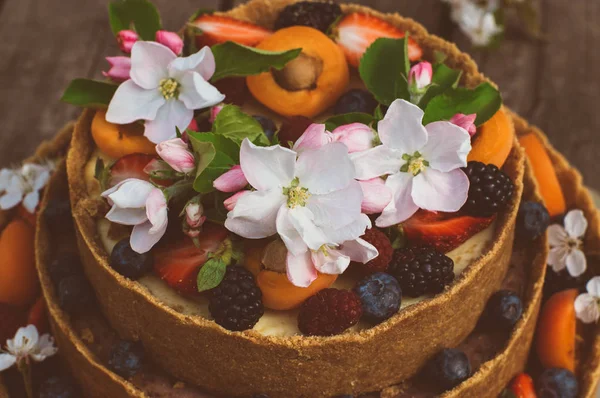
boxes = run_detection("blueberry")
[536,368,578,398]
[58,275,93,314]
[353,273,401,323]
[48,252,81,287]
[253,115,278,141]
[39,375,78,398]
[423,348,471,391]
[333,89,378,115]
[108,340,145,379]
[483,290,523,331]
[110,239,154,280]
[516,201,550,241]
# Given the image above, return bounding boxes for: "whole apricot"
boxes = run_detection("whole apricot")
[91,110,156,159]
[0,220,38,306]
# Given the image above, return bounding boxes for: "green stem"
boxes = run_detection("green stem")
[17,360,33,398]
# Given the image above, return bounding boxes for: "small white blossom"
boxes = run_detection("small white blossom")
[0,161,55,213]
[0,325,58,372]
[574,277,600,324]
[449,0,503,47]
[548,209,587,277]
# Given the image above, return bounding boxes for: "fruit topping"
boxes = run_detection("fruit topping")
[209,265,264,331]
[298,288,362,336]
[39,375,79,398]
[58,275,94,315]
[482,290,523,331]
[401,210,495,253]
[358,228,393,274]
[468,108,514,168]
[423,348,471,392]
[277,116,313,146]
[536,289,577,372]
[334,13,423,68]
[516,201,550,241]
[462,161,514,217]
[28,296,49,335]
[247,26,349,118]
[274,1,342,33]
[108,340,146,379]
[91,110,156,160]
[193,14,272,47]
[109,153,156,187]
[0,219,38,306]
[509,373,537,398]
[253,115,277,141]
[333,89,378,115]
[153,223,229,295]
[536,368,578,398]
[353,272,401,323]
[518,133,566,217]
[389,247,455,298]
[110,239,154,280]
[0,303,26,344]
[214,77,249,106]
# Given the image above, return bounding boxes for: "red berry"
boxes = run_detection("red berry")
[298,288,362,336]
[359,228,393,273]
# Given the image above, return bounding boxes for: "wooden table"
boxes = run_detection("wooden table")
[1,0,598,189]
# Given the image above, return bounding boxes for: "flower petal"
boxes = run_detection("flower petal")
[130,41,176,89]
[106,206,148,225]
[331,123,375,153]
[146,189,168,234]
[548,224,569,247]
[376,172,418,227]
[178,71,225,111]
[311,247,350,275]
[105,80,165,125]
[339,237,379,263]
[288,206,330,251]
[377,99,428,153]
[350,145,403,180]
[239,139,296,191]
[14,325,39,353]
[295,142,355,194]
[548,246,568,273]
[564,209,588,239]
[105,179,154,208]
[574,293,600,324]
[421,121,471,172]
[144,99,194,144]
[31,334,57,361]
[225,190,284,239]
[130,220,167,254]
[213,165,248,193]
[168,46,216,81]
[586,276,600,297]
[22,191,39,213]
[223,190,250,211]
[0,354,16,372]
[306,180,363,229]
[293,124,333,152]
[276,206,309,256]
[0,191,22,210]
[565,249,587,277]
[412,168,469,212]
[359,178,392,214]
[286,251,317,288]
[322,214,372,245]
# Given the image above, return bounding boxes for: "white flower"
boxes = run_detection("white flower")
[351,99,471,227]
[548,209,587,277]
[0,163,53,213]
[451,0,503,47]
[574,276,600,324]
[225,139,377,287]
[0,325,57,372]
[102,179,168,254]
[106,42,225,144]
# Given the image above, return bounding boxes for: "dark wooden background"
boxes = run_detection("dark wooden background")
[1,0,598,188]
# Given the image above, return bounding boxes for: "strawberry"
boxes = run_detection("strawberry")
[0,303,26,344]
[153,223,229,295]
[334,12,423,68]
[27,296,49,335]
[402,210,495,253]
[109,153,156,187]
[193,15,272,47]
[509,373,537,398]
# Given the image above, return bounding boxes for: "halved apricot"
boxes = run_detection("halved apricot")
[91,110,156,159]
[468,108,514,168]
[257,271,338,311]
[518,133,566,217]
[0,220,38,306]
[247,26,350,118]
[536,289,578,371]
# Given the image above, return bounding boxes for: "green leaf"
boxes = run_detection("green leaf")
[418,63,462,108]
[108,0,162,40]
[197,258,227,292]
[212,105,269,144]
[210,41,301,82]
[61,79,118,108]
[324,113,376,131]
[188,132,239,193]
[359,37,410,106]
[422,82,502,126]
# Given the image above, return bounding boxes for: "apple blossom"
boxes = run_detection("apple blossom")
[155,30,184,55]
[102,56,132,82]
[116,30,139,53]
[351,99,471,227]
[0,325,57,372]
[0,163,54,213]
[574,276,600,324]
[293,123,375,154]
[548,209,588,277]
[213,165,248,192]
[155,138,196,174]
[408,61,433,91]
[184,199,206,229]
[359,178,392,214]
[450,113,477,136]
[224,190,250,211]
[449,1,502,47]
[106,42,225,144]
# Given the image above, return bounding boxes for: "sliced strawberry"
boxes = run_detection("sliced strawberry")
[509,373,537,398]
[193,15,272,47]
[402,210,495,253]
[334,12,423,68]
[0,303,26,343]
[109,153,156,187]
[153,223,229,296]
[27,296,49,335]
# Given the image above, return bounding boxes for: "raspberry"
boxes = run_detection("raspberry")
[462,161,514,217]
[275,1,342,33]
[389,247,455,297]
[298,289,362,336]
[359,228,393,273]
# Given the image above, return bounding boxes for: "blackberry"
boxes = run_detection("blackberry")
[334,89,378,115]
[389,247,455,297]
[298,288,362,336]
[536,368,578,398]
[423,348,471,392]
[516,201,550,241]
[108,340,145,379]
[462,161,514,217]
[275,1,342,33]
[209,265,264,331]
[110,239,154,280]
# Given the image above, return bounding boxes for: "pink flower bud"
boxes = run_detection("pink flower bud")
[102,56,131,82]
[188,119,199,132]
[450,113,477,137]
[408,61,433,91]
[156,138,196,174]
[293,124,333,152]
[359,178,392,214]
[185,202,206,229]
[117,30,139,54]
[331,123,375,153]
[155,30,184,55]
[213,165,248,193]
[224,190,250,211]
[146,188,168,233]
[209,105,224,123]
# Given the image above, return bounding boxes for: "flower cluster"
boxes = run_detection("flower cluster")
[0,325,57,372]
[0,161,56,213]
[548,209,587,277]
